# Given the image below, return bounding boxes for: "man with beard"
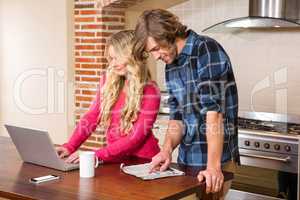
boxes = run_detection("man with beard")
[133,9,239,199]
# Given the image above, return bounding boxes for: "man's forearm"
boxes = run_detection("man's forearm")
[206,111,224,169]
[162,120,183,154]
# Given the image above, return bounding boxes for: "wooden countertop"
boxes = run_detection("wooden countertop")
[0,136,233,200]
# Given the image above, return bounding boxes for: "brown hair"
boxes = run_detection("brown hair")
[133,9,187,61]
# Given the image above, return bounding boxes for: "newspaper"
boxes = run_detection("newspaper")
[120,163,185,180]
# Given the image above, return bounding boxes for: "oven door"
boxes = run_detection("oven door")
[239,148,298,173]
[232,149,298,199]
[226,189,283,200]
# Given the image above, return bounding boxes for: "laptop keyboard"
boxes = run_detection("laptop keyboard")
[61,158,79,170]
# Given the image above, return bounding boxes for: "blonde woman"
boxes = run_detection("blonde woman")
[56,30,160,163]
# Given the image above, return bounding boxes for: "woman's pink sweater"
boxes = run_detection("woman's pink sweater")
[63,80,161,162]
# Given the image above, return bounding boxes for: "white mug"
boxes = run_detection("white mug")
[79,151,99,178]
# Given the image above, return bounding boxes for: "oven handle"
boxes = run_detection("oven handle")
[240,153,291,163]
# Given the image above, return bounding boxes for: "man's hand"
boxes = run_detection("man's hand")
[56,146,70,159]
[149,120,182,172]
[149,150,172,172]
[197,166,224,194]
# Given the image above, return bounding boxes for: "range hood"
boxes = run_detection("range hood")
[203,0,300,32]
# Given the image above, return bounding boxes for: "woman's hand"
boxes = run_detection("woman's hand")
[56,146,79,164]
[65,152,80,164]
[56,146,70,159]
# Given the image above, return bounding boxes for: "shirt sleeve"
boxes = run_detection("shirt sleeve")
[167,90,182,120]
[196,39,230,115]
[165,72,183,121]
[63,78,104,154]
[95,83,160,162]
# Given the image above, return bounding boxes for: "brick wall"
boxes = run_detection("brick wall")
[74,0,126,150]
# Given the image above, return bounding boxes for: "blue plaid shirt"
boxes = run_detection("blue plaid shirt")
[165,30,239,167]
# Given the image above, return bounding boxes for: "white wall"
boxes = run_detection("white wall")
[126,0,300,116]
[0,0,74,144]
[169,0,300,115]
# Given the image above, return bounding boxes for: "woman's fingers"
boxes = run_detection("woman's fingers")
[56,146,70,158]
[56,147,65,158]
[73,157,80,164]
[55,146,63,154]
[65,153,79,163]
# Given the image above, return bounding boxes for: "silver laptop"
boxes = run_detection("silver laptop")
[5,124,79,171]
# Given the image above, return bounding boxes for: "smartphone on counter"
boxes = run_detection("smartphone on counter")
[29,175,60,184]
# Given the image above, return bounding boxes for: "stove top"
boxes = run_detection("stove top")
[238,117,300,135]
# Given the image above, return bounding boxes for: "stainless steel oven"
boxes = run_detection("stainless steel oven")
[236,111,299,200]
[239,130,298,173]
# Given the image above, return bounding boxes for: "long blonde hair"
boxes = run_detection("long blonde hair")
[98,30,152,135]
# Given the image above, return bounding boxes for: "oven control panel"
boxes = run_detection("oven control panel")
[243,140,293,152]
[238,131,298,155]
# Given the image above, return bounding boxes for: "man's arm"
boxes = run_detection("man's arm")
[150,119,183,172]
[162,120,183,154]
[195,38,232,193]
[206,111,224,170]
[198,111,224,194]
[151,71,184,172]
